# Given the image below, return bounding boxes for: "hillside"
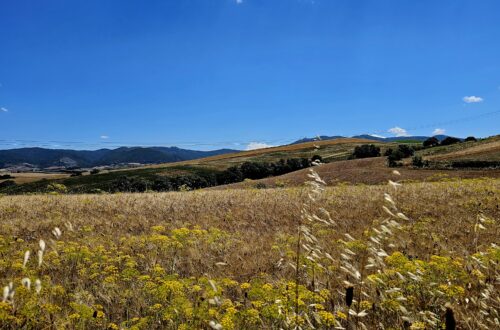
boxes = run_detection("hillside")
[159,137,386,167]
[214,157,500,189]
[292,134,452,144]
[416,135,500,162]
[0,146,237,169]
[2,136,500,194]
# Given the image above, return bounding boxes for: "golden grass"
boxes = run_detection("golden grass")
[1,172,71,184]
[144,138,379,169]
[0,177,498,328]
[214,157,500,189]
[425,139,500,161]
[418,135,500,161]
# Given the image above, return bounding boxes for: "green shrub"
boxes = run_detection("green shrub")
[352,144,381,159]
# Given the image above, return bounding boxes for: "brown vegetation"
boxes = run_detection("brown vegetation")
[0,177,498,328]
[216,157,500,189]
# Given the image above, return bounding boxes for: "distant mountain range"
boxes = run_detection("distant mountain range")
[291,134,453,144]
[0,134,462,170]
[0,147,237,169]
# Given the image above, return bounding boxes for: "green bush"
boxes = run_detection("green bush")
[423,137,439,147]
[352,144,381,159]
[440,137,461,146]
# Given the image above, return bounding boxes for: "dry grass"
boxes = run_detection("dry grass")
[0,172,71,184]
[425,139,500,161]
[418,135,500,161]
[144,138,379,169]
[215,157,500,189]
[0,177,498,328]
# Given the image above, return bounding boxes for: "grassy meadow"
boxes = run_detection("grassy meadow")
[0,172,498,329]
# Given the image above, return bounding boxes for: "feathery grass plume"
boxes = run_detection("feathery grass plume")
[23,250,30,268]
[52,227,62,239]
[290,137,334,325]
[64,221,74,231]
[21,278,31,290]
[39,239,46,252]
[388,180,402,189]
[2,282,15,303]
[37,250,44,267]
[2,286,9,302]
[34,279,42,294]
[209,320,223,330]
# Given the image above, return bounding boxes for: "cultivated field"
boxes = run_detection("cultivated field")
[217,157,500,189]
[0,174,498,329]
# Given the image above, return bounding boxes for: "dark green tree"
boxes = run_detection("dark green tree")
[352,145,381,159]
[423,137,439,148]
[440,137,461,146]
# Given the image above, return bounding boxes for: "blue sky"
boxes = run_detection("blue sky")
[0,0,499,150]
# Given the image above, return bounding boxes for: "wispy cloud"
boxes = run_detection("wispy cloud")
[369,134,385,139]
[463,96,483,103]
[100,135,109,139]
[235,0,243,4]
[1,107,8,112]
[387,126,409,137]
[432,128,446,135]
[246,142,273,150]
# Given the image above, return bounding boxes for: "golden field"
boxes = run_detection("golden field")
[0,174,498,329]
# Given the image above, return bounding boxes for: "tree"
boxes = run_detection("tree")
[90,169,100,175]
[352,145,381,159]
[423,137,439,148]
[412,155,425,168]
[387,150,404,167]
[0,180,16,189]
[440,137,461,146]
[216,166,243,184]
[397,144,415,158]
[464,136,477,142]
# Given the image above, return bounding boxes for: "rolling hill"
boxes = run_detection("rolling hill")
[2,136,499,194]
[0,146,237,169]
[291,134,453,144]
[214,157,500,189]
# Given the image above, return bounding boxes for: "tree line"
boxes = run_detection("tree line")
[102,156,321,193]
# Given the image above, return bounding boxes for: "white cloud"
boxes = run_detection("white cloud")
[463,96,483,103]
[369,134,386,139]
[100,135,109,139]
[236,0,243,3]
[387,127,409,137]
[432,128,446,135]
[1,107,8,112]
[246,142,273,150]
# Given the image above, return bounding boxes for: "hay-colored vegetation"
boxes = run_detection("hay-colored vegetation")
[0,172,71,184]
[215,157,500,189]
[146,138,385,169]
[417,135,500,161]
[0,176,498,329]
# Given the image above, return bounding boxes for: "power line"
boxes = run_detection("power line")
[0,109,498,149]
